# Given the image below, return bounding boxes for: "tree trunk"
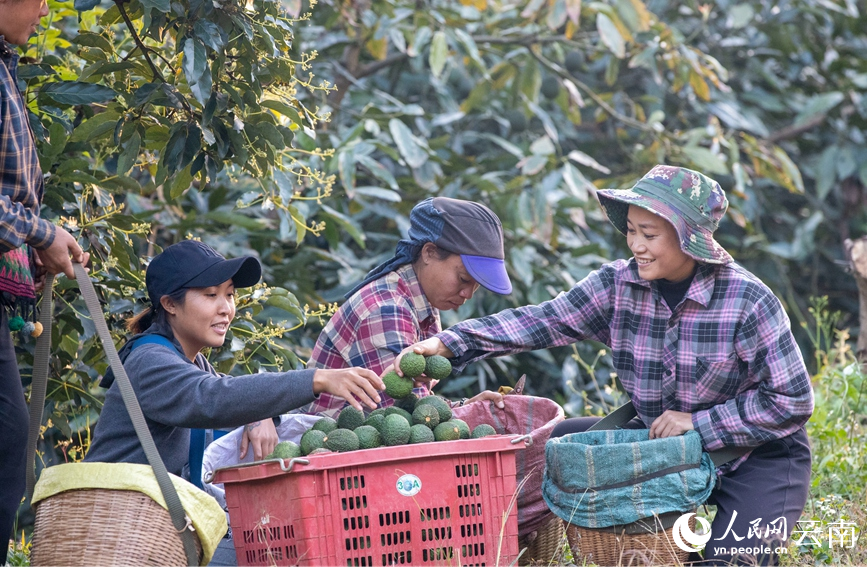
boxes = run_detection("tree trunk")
[844,237,867,362]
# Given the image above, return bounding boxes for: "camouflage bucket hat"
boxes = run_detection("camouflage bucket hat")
[597,165,733,265]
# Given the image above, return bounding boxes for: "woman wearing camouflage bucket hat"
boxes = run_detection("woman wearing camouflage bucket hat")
[396,166,813,566]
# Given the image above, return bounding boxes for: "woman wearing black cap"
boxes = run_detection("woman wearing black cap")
[302,197,514,417]
[85,240,384,476]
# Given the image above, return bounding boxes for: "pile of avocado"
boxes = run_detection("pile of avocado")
[262,354,497,459]
[266,396,498,458]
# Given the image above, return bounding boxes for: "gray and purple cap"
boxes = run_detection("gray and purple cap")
[346,197,512,297]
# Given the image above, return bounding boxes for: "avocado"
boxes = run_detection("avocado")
[311,416,338,434]
[324,428,360,452]
[383,370,414,399]
[424,355,452,380]
[409,424,436,444]
[265,440,301,460]
[416,396,452,423]
[384,406,413,423]
[300,429,327,455]
[452,418,471,439]
[412,404,440,429]
[363,413,386,433]
[354,425,382,449]
[505,110,528,133]
[337,406,365,431]
[471,424,497,438]
[433,421,462,442]
[381,414,412,446]
[394,393,419,413]
[541,75,560,99]
[399,353,426,379]
[564,50,585,74]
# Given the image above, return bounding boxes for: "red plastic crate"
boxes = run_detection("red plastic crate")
[212,435,529,566]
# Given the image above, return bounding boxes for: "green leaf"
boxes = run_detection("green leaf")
[72,32,113,53]
[287,204,307,245]
[162,123,188,173]
[680,146,728,175]
[562,164,591,202]
[356,155,399,190]
[794,92,844,127]
[41,81,118,105]
[429,31,448,80]
[69,111,121,142]
[321,204,365,247]
[183,38,212,106]
[140,0,170,13]
[204,210,269,230]
[597,13,626,59]
[567,150,611,174]
[116,132,141,176]
[194,19,227,52]
[353,186,402,202]
[338,146,356,197]
[266,293,305,322]
[389,119,428,168]
[169,166,194,199]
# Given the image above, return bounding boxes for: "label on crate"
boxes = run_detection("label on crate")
[395,474,422,497]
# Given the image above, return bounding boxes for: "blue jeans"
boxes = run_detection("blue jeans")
[0,312,28,565]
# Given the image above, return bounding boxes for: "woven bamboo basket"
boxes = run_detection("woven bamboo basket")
[30,488,202,567]
[519,514,567,565]
[566,514,695,567]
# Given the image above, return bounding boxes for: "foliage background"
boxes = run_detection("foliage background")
[10,0,867,558]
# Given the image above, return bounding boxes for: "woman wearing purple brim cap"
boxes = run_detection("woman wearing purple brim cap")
[303,197,513,417]
[396,166,813,566]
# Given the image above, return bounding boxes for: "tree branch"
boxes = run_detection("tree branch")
[115,0,165,84]
[765,113,826,144]
[529,49,654,132]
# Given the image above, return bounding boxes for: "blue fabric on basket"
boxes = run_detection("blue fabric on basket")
[542,429,715,528]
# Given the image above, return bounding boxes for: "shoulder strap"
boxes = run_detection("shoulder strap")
[587,400,752,468]
[132,332,209,490]
[26,266,200,566]
[131,334,184,356]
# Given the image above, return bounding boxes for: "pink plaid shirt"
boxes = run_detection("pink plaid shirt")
[303,264,441,417]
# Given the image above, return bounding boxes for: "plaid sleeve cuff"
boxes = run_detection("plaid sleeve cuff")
[691,406,726,451]
[437,330,471,372]
[27,218,56,250]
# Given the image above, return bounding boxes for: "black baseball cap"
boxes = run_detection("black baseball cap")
[146,240,262,305]
[424,197,512,294]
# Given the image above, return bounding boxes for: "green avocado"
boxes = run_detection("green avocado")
[424,355,452,380]
[324,428,360,452]
[399,353,426,379]
[433,421,462,442]
[471,424,497,438]
[409,424,436,444]
[265,441,301,460]
[416,396,452,423]
[412,404,440,429]
[354,425,382,449]
[300,429,327,455]
[383,370,414,399]
[311,416,338,434]
[381,414,412,446]
[336,406,365,431]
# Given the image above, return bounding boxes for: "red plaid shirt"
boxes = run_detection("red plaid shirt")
[304,264,440,417]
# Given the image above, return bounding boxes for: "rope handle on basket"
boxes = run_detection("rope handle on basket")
[25,263,200,567]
